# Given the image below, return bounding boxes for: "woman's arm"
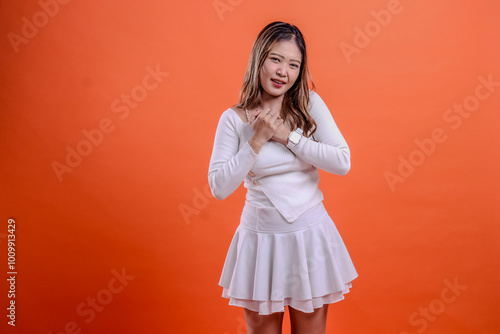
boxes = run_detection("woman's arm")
[286,91,351,175]
[208,111,259,200]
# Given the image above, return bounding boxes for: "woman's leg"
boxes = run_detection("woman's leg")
[289,304,329,334]
[243,308,284,334]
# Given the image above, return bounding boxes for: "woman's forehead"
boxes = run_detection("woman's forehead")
[268,40,302,60]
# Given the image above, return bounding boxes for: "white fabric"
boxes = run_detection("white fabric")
[208,90,357,315]
[208,90,351,222]
[219,201,357,315]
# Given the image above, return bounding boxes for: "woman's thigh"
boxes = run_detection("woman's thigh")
[243,308,285,334]
[289,304,329,334]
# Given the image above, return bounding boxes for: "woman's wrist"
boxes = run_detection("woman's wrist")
[248,137,266,154]
[272,128,292,146]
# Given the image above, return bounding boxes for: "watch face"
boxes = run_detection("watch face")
[290,132,300,144]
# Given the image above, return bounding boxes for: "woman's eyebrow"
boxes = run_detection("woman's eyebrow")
[269,52,301,63]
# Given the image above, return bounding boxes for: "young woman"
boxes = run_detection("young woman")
[208,21,358,334]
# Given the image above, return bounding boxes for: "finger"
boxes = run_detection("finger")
[253,110,261,122]
[274,118,284,127]
[249,110,257,123]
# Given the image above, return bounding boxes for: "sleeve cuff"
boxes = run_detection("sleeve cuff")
[245,140,259,158]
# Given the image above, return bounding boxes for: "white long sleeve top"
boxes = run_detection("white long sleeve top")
[208,90,350,223]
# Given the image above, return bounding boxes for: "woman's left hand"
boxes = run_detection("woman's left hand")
[271,121,292,146]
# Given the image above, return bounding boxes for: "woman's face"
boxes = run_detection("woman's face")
[259,39,302,100]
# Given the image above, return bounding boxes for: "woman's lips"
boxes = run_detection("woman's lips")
[271,79,286,87]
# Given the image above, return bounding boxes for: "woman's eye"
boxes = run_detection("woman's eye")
[271,57,280,62]
[291,64,299,69]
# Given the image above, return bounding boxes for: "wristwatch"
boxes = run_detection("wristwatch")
[287,128,303,148]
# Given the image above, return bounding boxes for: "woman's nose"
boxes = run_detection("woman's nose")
[276,64,286,76]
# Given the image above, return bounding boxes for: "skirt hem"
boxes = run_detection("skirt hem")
[220,280,355,315]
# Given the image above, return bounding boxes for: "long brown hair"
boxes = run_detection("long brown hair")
[235,21,317,138]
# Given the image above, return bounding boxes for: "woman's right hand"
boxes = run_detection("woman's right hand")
[248,108,283,153]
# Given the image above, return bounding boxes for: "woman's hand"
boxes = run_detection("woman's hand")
[248,108,283,153]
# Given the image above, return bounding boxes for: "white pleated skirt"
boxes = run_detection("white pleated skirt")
[219,200,358,315]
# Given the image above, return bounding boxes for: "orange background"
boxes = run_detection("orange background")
[1,0,499,333]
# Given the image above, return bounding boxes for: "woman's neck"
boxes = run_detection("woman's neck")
[258,91,284,112]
